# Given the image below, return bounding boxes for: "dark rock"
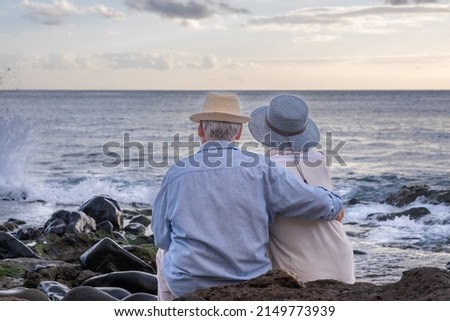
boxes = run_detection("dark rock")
[44,210,96,235]
[79,195,123,229]
[429,190,450,204]
[348,198,361,205]
[97,221,114,234]
[372,207,431,222]
[122,293,158,301]
[38,280,70,301]
[384,185,430,206]
[177,268,450,301]
[82,270,158,294]
[353,250,367,255]
[62,286,118,301]
[96,287,131,300]
[3,221,19,231]
[14,226,44,240]
[7,218,27,225]
[80,237,155,274]
[129,215,151,227]
[0,287,49,301]
[0,231,41,259]
[124,222,146,235]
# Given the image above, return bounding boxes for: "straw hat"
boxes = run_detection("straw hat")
[190,92,250,124]
[248,94,320,152]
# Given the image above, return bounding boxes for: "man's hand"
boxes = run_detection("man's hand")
[335,208,345,222]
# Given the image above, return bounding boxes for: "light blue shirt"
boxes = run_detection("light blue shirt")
[151,140,343,297]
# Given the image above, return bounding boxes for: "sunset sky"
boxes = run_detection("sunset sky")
[1,0,450,90]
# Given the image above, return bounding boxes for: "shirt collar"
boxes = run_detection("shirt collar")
[199,140,239,152]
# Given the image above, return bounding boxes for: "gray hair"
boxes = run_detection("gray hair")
[201,120,242,141]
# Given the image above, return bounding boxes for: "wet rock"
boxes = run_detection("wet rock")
[96,287,131,300]
[124,222,146,235]
[38,280,70,301]
[429,190,450,204]
[7,218,27,226]
[0,287,49,301]
[129,215,151,227]
[44,210,96,235]
[122,293,158,301]
[0,231,41,259]
[97,221,114,234]
[14,226,44,241]
[79,195,123,229]
[62,286,118,301]
[370,207,431,222]
[384,185,430,206]
[82,270,158,295]
[80,237,155,274]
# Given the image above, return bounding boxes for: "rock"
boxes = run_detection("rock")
[370,207,431,222]
[79,195,123,229]
[384,185,430,206]
[123,222,146,235]
[0,287,49,301]
[38,280,70,301]
[0,231,41,259]
[122,293,158,301]
[80,237,155,274]
[429,190,450,204]
[62,286,118,301]
[129,215,151,227]
[176,268,450,301]
[44,210,96,235]
[96,287,131,300]
[14,226,44,240]
[7,218,27,225]
[82,271,158,295]
[97,221,114,234]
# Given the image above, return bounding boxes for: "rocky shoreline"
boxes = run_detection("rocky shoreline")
[1,186,450,301]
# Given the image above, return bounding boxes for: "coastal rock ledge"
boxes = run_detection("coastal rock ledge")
[177,268,450,301]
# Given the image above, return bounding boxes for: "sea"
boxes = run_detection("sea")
[1,90,449,285]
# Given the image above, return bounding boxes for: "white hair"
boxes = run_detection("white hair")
[201,120,242,141]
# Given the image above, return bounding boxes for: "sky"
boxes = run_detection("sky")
[1,0,450,90]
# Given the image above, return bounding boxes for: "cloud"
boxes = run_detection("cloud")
[103,52,176,70]
[123,0,250,21]
[385,0,443,5]
[247,3,450,33]
[37,53,92,70]
[21,0,125,25]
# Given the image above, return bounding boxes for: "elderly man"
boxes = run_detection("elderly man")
[151,92,344,300]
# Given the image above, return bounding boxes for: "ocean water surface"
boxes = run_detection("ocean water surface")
[1,90,449,284]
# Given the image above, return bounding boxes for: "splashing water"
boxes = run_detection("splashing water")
[0,115,34,200]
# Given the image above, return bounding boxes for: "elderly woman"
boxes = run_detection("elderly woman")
[249,94,355,283]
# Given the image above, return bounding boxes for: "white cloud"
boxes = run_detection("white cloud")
[21,0,125,25]
[247,3,450,33]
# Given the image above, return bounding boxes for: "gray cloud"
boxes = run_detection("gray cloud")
[21,0,125,25]
[103,52,176,70]
[123,0,250,20]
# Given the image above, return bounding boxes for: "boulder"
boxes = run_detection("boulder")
[38,280,70,301]
[384,185,430,206]
[79,195,123,229]
[62,286,118,301]
[82,270,158,295]
[123,222,146,235]
[369,207,431,221]
[0,231,41,259]
[44,210,96,235]
[0,287,49,301]
[80,237,155,274]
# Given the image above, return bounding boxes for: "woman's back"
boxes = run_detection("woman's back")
[268,148,355,283]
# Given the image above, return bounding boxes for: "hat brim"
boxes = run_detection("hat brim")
[190,112,250,124]
[248,105,320,152]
